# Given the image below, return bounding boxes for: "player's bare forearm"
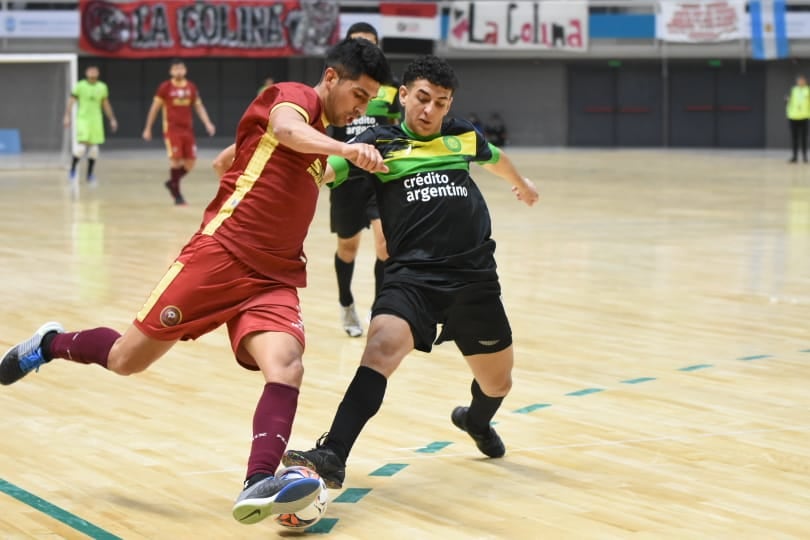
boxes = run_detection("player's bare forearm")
[143,101,160,136]
[195,101,216,135]
[481,150,539,206]
[271,107,387,173]
[63,96,76,126]
[213,144,235,177]
[103,99,118,132]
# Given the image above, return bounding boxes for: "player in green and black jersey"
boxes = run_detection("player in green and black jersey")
[283,55,538,489]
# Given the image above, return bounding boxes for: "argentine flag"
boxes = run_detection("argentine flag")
[750,0,789,60]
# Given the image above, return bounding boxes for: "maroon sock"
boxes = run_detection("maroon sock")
[246,382,299,479]
[47,327,120,369]
[168,167,184,196]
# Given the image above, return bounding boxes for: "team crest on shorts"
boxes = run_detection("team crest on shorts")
[160,305,183,327]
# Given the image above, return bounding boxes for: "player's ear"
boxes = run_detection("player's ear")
[398,85,408,107]
[323,67,340,89]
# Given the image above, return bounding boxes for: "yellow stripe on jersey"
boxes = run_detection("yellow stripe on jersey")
[384,130,478,162]
[136,261,184,322]
[201,127,279,236]
[271,102,310,124]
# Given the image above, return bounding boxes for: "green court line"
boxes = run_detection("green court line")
[514,403,551,413]
[566,388,603,396]
[738,354,772,361]
[678,364,713,371]
[369,463,408,477]
[415,441,452,453]
[333,488,371,503]
[0,478,121,540]
[306,517,338,533]
[622,377,656,384]
[801,349,810,352]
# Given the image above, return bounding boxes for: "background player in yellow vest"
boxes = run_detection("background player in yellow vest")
[330,23,400,338]
[63,65,117,187]
[786,74,810,163]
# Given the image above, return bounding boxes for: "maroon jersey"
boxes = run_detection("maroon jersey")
[155,80,199,133]
[199,82,328,287]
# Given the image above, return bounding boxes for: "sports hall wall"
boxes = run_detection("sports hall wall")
[3,1,810,149]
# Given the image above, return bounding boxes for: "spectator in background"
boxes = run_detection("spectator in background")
[485,112,507,147]
[258,76,275,96]
[786,74,810,163]
[468,113,484,134]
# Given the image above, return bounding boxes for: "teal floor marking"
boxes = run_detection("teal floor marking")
[738,354,772,361]
[622,377,656,384]
[566,388,603,396]
[369,463,408,477]
[306,517,338,534]
[802,349,810,353]
[678,364,713,371]
[514,403,551,413]
[333,488,371,503]
[0,478,121,540]
[415,441,452,453]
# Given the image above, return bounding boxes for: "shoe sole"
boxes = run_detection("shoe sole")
[282,453,344,489]
[231,477,321,525]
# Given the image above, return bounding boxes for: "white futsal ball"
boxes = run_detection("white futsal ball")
[273,466,329,530]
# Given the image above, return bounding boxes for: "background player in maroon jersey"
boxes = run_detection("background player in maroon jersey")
[142,59,216,205]
[1,39,391,526]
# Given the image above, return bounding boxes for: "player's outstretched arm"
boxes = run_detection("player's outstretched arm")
[481,149,539,207]
[270,106,387,174]
[213,144,235,177]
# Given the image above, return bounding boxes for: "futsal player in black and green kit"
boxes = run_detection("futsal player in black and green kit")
[63,65,117,188]
[330,22,401,338]
[283,55,539,488]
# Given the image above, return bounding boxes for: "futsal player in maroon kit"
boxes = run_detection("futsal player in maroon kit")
[1,39,391,526]
[143,59,216,205]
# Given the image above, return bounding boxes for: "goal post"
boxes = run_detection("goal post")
[0,53,77,169]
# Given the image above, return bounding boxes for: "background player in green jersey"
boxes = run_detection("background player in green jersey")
[283,55,539,489]
[63,65,118,188]
[329,23,400,338]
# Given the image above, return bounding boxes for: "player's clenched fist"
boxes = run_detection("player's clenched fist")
[343,143,388,174]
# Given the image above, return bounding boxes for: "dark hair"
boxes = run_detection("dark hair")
[345,22,379,42]
[170,58,185,67]
[325,38,391,85]
[402,55,458,94]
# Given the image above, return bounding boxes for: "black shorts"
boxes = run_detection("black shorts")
[373,278,512,355]
[329,177,379,238]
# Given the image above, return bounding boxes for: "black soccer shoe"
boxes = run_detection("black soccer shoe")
[451,406,506,458]
[282,434,346,489]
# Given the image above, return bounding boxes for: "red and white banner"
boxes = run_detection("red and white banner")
[79,0,340,58]
[656,0,746,42]
[447,1,588,52]
[380,2,440,40]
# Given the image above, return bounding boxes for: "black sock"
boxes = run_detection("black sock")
[335,253,355,307]
[40,332,57,362]
[244,472,272,488]
[466,380,504,435]
[325,366,387,463]
[70,156,80,174]
[374,258,385,298]
[87,158,96,178]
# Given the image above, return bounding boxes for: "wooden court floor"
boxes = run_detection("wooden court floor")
[0,148,808,539]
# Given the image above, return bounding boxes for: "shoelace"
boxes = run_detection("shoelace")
[16,335,45,373]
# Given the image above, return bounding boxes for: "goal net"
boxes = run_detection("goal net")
[0,53,77,169]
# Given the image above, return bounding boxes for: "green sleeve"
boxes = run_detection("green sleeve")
[327,155,350,188]
[476,142,501,165]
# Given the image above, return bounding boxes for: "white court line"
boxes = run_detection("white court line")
[180,424,810,476]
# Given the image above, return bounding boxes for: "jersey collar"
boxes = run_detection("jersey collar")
[400,121,440,141]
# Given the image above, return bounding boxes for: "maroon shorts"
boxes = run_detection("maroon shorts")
[133,235,305,370]
[164,131,197,160]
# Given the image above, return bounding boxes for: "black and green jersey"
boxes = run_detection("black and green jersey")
[331,83,401,142]
[329,117,502,283]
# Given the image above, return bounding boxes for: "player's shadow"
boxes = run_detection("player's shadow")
[102,493,188,518]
